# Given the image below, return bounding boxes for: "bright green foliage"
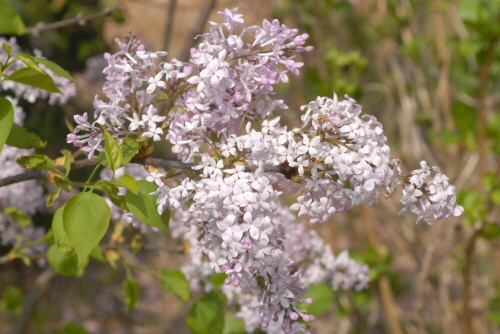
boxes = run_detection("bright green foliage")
[0,0,26,35]
[0,97,14,154]
[125,180,170,235]
[121,137,143,165]
[17,154,61,174]
[6,67,61,93]
[60,149,75,176]
[186,294,224,334]
[160,269,190,301]
[63,192,110,265]
[103,128,123,173]
[29,55,77,83]
[52,205,73,255]
[6,123,46,149]
[100,136,142,170]
[222,313,246,334]
[114,174,138,195]
[122,278,140,312]
[46,244,87,277]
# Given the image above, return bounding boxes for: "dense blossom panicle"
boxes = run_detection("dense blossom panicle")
[399,161,464,224]
[59,8,463,333]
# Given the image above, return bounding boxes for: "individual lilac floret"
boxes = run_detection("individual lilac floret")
[399,160,464,224]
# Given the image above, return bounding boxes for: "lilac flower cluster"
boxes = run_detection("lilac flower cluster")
[64,8,463,333]
[400,160,464,224]
[67,8,311,160]
[170,203,369,333]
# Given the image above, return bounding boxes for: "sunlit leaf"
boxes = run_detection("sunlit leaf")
[122,278,140,312]
[125,180,170,235]
[52,205,73,255]
[160,269,190,301]
[46,244,87,277]
[0,97,14,154]
[6,67,61,93]
[0,0,26,35]
[63,192,110,265]
[103,128,123,172]
[6,124,46,149]
[186,294,224,334]
[114,174,138,195]
[17,154,61,173]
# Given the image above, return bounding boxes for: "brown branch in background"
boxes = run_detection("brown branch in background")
[0,156,283,188]
[162,0,177,53]
[9,269,58,334]
[179,0,217,61]
[26,4,124,36]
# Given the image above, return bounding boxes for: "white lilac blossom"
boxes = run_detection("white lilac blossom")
[63,8,463,333]
[399,161,464,224]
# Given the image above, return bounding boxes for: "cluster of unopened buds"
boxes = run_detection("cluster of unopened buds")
[65,8,463,333]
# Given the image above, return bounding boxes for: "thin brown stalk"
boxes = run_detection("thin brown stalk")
[26,4,124,36]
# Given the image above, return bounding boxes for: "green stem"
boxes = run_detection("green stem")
[84,163,102,192]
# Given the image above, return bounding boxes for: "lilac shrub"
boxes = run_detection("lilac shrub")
[62,8,464,334]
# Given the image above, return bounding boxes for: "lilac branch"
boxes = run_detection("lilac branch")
[0,157,283,188]
[26,4,124,36]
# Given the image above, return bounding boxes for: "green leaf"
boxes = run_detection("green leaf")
[65,117,75,133]
[222,313,246,334]
[121,137,142,165]
[46,243,87,277]
[0,0,26,35]
[211,273,228,287]
[125,180,170,235]
[60,149,75,176]
[46,189,61,207]
[114,174,138,195]
[3,207,32,228]
[0,97,14,154]
[15,54,45,74]
[122,278,140,312]
[17,154,61,173]
[90,245,106,263]
[160,269,190,301]
[31,56,77,83]
[186,294,224,334]
[63,192,111,265]
[103,128,123,172]
[6,123,46,149]
[299,283,334,316]
[2,43,12,54]
[6,67,61,93]
[52,205,73,255]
